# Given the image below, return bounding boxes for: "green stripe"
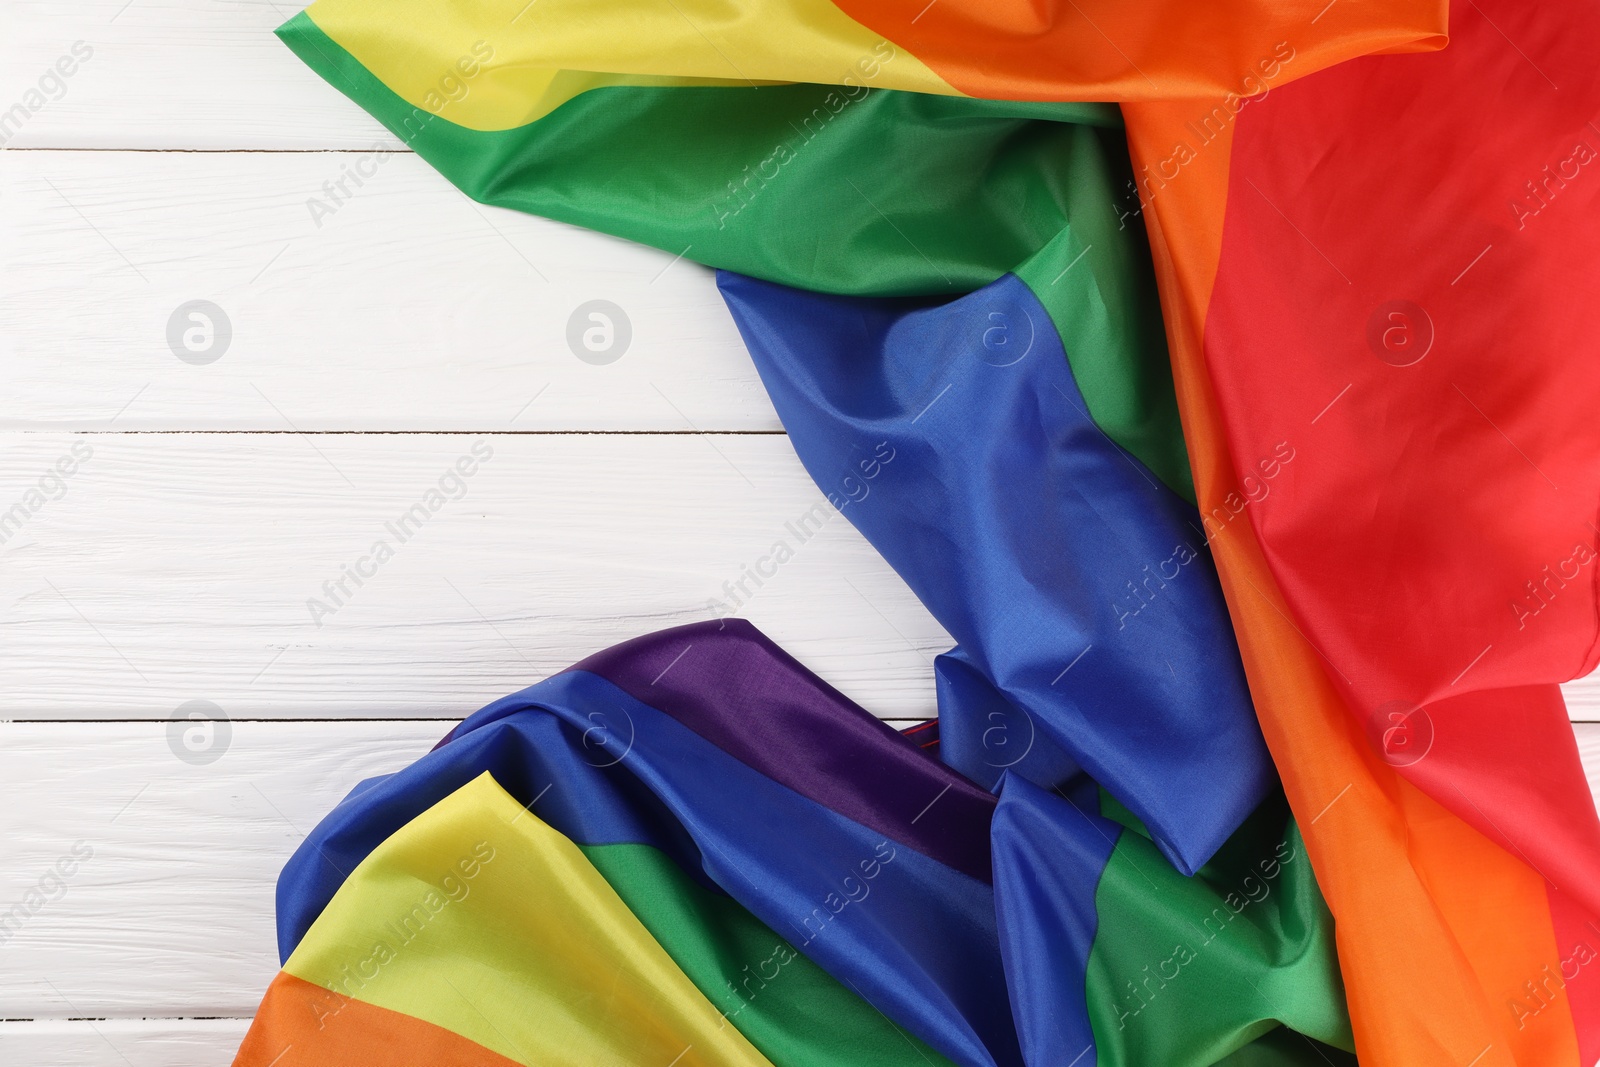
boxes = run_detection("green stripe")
[1085,793,1354,1065]
[579,842,955,1067]
[277,12,1191,498]
[276,12,1111,297]
[1014,196,1192,500]
[1214,1028,1357,1067]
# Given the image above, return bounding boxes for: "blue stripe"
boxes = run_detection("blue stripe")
[992,774,1121,1067]
[716,267,1270,875]
[276,669,1022,1067]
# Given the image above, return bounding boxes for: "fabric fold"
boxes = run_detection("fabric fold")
[261,0,1600,1061]
[717,249,1269,874]
[1124,0,1600,1059]
[242,622,1352,1067]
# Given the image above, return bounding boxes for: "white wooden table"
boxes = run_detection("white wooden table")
[3,4,1598,1063]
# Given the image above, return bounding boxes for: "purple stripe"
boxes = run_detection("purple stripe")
[572,618,996,883]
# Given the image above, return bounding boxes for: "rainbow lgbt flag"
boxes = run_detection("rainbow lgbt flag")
[236,1,1600,1064]
[239,621,1349,1067]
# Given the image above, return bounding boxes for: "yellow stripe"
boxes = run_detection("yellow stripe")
[302,0,959,131]
[284,772,775,1067]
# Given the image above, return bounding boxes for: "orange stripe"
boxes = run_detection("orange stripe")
[1122,97,1579,1067]
[1549,884,1600,1066]
[832,0,1445,101]
[1398,783,1577,1067]
[233,971,521,1067]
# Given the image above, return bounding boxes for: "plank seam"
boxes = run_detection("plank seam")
[6,430,788,437]
[2,147,415,154]
[0,1017,253,1023]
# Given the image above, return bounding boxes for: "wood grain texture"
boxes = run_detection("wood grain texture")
[0,432,949,720]
[1562,677,1600,721]
[0,1019,251,1067]
[4,0,396,149]
[1581,722,1600,782]
[0,720,443,1018]
[2,426,1592,721]
[1,719,1596,1023]
[0,150,776,432]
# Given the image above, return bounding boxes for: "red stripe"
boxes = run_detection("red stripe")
[1207,0,1600,917]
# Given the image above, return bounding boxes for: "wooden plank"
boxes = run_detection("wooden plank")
[0,432,948,720]
[4,0,396,149]
[1574,723,1600,780]
[1577,720,1600,774]
[0,150,776,432]
[0,717,920,1022]
[0,720,442,1018]
[1562,676,1600,722]
[0,718,1596,1022]
[0,425,1591,721]
[0,1019,251,1067]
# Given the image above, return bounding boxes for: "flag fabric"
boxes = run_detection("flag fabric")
[1123,2,1600,1062]
[717,237,1272,877]
[236,620,1351,1067]
[240,0,1600,1064]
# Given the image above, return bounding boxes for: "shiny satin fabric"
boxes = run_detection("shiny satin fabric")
[291,0,1445,117]
[993,776,1352,1067]
[240,971,524,1067]
[276,628,1020,1067]
[243,774,949,1067]
[297,0,954,132]
[1200,0,1600,917]
[262,0,1600,1060]
[565,620,998,883]
[246,766,963,1067]
[278,12,1194,493]
[1122,0,1600,1060]
[716,262,1270,876]
[253,622,1348,1067]
[275,773,776,1067]
[275,14,1116,299]
[827,0,1445,102]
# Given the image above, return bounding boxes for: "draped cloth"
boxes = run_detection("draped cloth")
[238,621,1350,1067]
[238,1,1600,1064]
